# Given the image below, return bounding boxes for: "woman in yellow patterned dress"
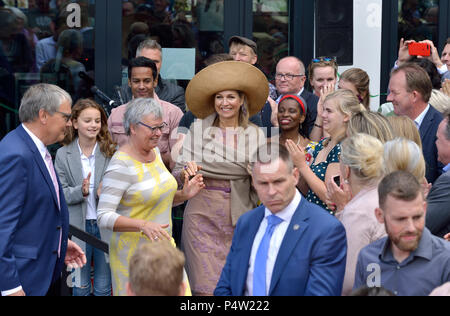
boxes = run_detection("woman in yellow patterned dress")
[97,98,204,296]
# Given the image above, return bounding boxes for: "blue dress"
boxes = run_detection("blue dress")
[306,139,341,213]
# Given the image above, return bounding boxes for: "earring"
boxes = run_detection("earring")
[240,104,248,116]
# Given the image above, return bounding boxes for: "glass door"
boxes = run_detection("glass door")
[252,0,289,82]
[0,0,96,138]
[121,0,225,83]
[398,0,439,43]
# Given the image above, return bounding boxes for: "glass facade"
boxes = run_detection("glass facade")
[252,0,289,82]
[121,0,225,79]
[398,0,439,43]
[0,0,448,140]
[0,0,95,138]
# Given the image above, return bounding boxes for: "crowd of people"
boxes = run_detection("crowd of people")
[1,29,450,297]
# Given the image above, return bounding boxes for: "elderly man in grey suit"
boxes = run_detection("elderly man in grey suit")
[426,109,450,238]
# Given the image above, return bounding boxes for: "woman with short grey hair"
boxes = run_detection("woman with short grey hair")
[97,97,204,296]
[123,98,163,136]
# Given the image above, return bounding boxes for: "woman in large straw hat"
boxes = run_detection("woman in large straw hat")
[173,61,268,296]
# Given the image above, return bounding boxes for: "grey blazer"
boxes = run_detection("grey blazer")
[426,169,450,238]
[55,139,111,250]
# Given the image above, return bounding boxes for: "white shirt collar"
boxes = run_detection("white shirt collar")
[22,124,48,161]
[77,138,98,158]
[264,189,301,223]
[414,104,430,129]
[276,88,304,103]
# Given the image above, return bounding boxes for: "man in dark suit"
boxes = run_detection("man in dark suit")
[271,56,320,138]
[426,110,450,238]
[215,144,347,296]
[0,84,86,296]
[387,63,443,183]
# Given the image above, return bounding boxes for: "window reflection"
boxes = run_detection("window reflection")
[0,0,95,138]
[398,0,439,43]
[253,0,289,82]
[122,0,224,78]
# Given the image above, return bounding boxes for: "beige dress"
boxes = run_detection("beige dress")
[181,178,235,295]
[174,114,266,295]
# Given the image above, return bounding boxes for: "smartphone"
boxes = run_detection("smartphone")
[333,175,341,187]
[409,42,431,57]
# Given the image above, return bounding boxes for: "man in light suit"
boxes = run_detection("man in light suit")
[215,144,347,296]
[426,109,450,238]
[0,84,86,296]
[387,63,443,184]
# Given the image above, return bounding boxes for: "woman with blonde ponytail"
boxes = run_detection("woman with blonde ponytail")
[286,89,366,212]
[326,133,387,296]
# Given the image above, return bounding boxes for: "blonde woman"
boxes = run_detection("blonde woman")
[429,89,450,114]
[347,111,395,144]
[173,61,268,296]
[326,111,394,212]
[326,134,386,295]
[387,116,423,149]
[383,138,430,197]
[287,89,365,213]
[308,57,339,142]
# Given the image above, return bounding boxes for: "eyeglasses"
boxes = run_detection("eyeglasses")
[312,56,337,64]
[275,73,305,81]
[55,111,72,122]
[138,121,167,133]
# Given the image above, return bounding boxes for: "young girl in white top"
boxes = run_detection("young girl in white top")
[55,99,116,296]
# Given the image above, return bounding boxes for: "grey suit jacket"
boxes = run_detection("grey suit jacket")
[426,169,450,238]
[55,139,111,250]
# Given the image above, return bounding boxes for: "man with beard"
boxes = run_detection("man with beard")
[353,171,450,296]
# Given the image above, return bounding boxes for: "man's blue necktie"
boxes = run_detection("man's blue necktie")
[253,214,283,296]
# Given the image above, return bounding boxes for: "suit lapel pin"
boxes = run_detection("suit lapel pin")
[293,224,300,231]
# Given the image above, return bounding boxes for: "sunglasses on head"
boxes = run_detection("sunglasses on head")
[312,57,337,63]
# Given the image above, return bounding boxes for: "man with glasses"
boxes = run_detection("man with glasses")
[108,57,183,170]
[273,56,320,137]
[0,83,87,296]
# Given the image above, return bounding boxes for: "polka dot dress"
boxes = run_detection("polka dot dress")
[306,139,341,214]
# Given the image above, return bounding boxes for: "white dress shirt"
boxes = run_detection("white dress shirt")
[414,104,430,129]
[77,141,97,220]
[437,64,448,75]
[22,124,55,178]
[245,190,301,296]
[276,88,305,104]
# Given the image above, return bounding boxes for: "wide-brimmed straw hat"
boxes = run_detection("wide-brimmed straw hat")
[186,61,269,119]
